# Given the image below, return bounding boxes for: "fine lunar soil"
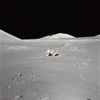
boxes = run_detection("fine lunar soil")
[0,38,100,100]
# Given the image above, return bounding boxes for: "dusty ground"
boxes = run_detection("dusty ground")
[0,38,100,100]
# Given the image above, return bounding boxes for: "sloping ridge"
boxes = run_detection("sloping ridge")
[95,34,100,38]
[42,33,75,39]
[0,30,21,42]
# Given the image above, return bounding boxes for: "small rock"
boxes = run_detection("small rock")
[30,75,36,78]
[8,85,13,88]
[15,78,19,81]
[20,95,22,98]
[12,78,19,81]
[16,78,19,81]
[14,95,22,99]
[17,73,23,77]
[40,96,50,100]
[14,95,20,99]
[81,62,88,66]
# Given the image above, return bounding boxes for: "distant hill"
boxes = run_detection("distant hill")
[41,33,75,39]
[0,30,21,43]
[95,34,100,38]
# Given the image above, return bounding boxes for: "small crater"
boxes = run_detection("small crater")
[11,78,14,80]
[21,81,24,84]
[73,56,76,59]
[20,95,22,98]
[87,99,91,100]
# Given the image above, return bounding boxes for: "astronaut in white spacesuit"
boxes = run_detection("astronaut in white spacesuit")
[46,48,59,56]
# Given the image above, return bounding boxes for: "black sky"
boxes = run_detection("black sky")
[0,1,100,39]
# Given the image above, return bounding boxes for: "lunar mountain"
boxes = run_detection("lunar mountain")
[0,30,21,43]
[41,33,75,39]
[23,33,75,42]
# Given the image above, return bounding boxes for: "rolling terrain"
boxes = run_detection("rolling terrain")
[0,31,100,100]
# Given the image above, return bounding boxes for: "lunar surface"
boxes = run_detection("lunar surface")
[0,30,100,100]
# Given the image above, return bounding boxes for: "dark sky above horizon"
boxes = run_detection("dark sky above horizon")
[0,1,100,39]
